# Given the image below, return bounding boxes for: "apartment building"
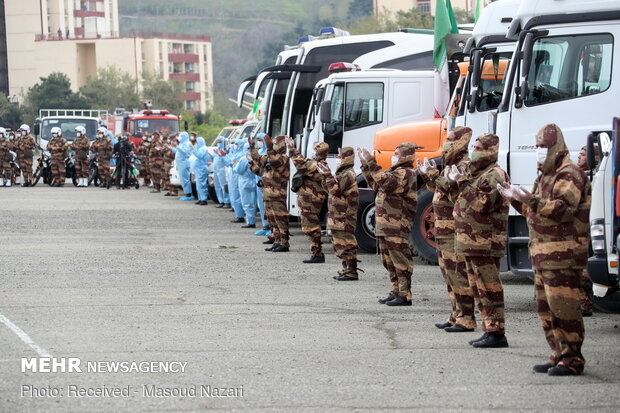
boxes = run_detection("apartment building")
[375,0,494,16]
[3,0,213,112]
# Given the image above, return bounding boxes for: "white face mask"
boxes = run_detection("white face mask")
[256,141,264,149]
[536,147,548,164]
[16,132,22,138]
[391,155,399,166]
[52,133,58,138]
[76,132,82,137]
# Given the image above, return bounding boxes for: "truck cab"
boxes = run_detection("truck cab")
[125,110,182,148]
[35,109,108,149]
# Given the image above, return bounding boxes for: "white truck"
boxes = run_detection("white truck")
[34,109,108,149]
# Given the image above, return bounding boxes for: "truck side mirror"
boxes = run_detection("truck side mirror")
[184,121,189,131]
[516,32,535,108]
[319,100,332,124]
[587,132,601,172]
[34,124,40,136]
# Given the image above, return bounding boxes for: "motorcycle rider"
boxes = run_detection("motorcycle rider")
[0,127,12,187]
[10,128,21,185]
[92,127,113,188]
[17,124,36,186]
[71,126,90,187]
[47,126,68,186]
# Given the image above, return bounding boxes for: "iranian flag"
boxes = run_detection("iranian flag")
[433,0,459,118]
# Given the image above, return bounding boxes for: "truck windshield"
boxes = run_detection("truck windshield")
[41,118,98,141]
[130,119,180,135]
[524,34,613,106]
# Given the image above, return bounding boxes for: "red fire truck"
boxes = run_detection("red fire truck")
[107,109,184,148]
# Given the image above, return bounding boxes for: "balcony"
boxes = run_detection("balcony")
[169,73,200,81]
[168,53,199,63]
[178,92,201,101]
[74,10,105,18]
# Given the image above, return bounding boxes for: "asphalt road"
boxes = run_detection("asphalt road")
[1,183,619,412]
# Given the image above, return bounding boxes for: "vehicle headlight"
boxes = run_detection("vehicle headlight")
[591,220,606,254]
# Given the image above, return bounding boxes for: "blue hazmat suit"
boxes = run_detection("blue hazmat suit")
[254,136,269,229]
[212,136,230,204]
[108,131,118,167]
[222,138,246,219]
[174,131,193,196]
[192,137,212,202]
[234,142,257,225]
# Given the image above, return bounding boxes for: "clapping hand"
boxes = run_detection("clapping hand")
[417,157,437,175]
[357,147,373,163]
[497,182,518,200]
[316,162,331,176]
[513,186,532,202]
[248,136,254,146]
[447,165,466,182]
[215,149,226,157]
[284,136,295,150]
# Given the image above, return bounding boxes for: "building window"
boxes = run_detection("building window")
[185,63,194,73]
[186,82,195,91]
[418,0,431,14]
[186,100,196,110]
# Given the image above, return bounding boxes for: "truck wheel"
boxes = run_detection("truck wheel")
[411,187,438,265]
[355,200,377,253]
[590,289,620,314]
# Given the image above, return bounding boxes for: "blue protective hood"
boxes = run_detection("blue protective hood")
[179,131,189,143]
[197,137,205,148]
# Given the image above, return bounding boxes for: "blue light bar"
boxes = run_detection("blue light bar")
[319,27,350,37]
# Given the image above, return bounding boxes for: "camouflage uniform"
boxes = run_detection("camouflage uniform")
[92,135,112,187]
[19,133,36,184]
[138,137,152,186]
[322,147,359,278]
[511,124,590,374]
[289,142,329,260]
[361,143,417,301]
[148,134,164,192]
[71,134,90,179]
[453,134,509,336]
[163,137,178,196]
[48,136,68,186]
[250,135,290,249]
[0,137,11,181]
[422,127,476,329]
[577,145,593,316]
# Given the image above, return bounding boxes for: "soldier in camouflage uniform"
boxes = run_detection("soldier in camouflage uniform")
[286,137,329,263]
[92,128,113,188]
[71,126,90,187]
[163,135,179,196]
[249,134,290,252]
[576,145,593,317]
[317,147,360,280]
[17,125,36,186]
[148,132,164,193]
[359,143,417,306]
[47,127,69,187]
[0,128,11,186]
[449,133,509,348]
[419,126,477,331]
[138,133,152,187]
[499,124,590,376]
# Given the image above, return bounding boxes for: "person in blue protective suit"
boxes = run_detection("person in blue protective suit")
[174,131,194,201]
[192,137,212,206]
[212,136,231,208]
[234,142,258,228]
[217,138,246,222]
[249,134,271,236]
[108,131,118,168]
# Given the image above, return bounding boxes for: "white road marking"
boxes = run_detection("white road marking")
[0,313,53,358]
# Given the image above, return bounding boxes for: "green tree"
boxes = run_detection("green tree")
[453,8,475,24]
[141,71,183,114]
[22,73,90,124]
[0,98,24,130]
[347,0,373,22]
[79,66,142,112]
[395,8,435,29]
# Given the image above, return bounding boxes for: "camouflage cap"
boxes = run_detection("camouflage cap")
[535,123,568,173]
[313,142,329,160]
[395,142,416,166]
[338,146,355,170]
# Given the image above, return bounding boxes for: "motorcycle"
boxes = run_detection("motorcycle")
[111,151,140,189]
[31,149,78,186]
[32,149,51,186]
[9,151,20,185]
[87,150,100,187]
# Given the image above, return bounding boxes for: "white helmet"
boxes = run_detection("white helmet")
[19,124,30,134]
[51,126,62,137]
[0,127,6,138]
[75,125,86,135]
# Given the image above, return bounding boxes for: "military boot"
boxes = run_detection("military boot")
[471,332,508,348]
[335,258,360,281]
[303,244,325,263]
